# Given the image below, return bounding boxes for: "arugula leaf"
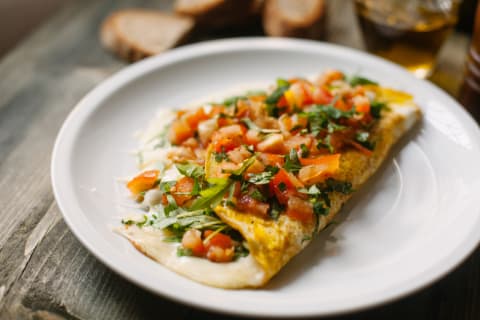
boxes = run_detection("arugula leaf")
[348,76,378,87]
[234,243,250,259]
[284,148,301,173]
[226,156,257,179]
[189,178,230,211]
[176,163,205,179]
[159,181,176,193]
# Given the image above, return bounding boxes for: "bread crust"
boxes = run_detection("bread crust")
[263,0,326,39]
[100,9,194,62]
[174,0,260,29]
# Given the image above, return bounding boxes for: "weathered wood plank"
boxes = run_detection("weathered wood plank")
[0,0,477,319]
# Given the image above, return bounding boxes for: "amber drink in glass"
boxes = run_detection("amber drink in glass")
[355,0,461,78]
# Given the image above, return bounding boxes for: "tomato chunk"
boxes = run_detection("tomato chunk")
[181,229,206,257]
[203,230,235,263]
[286,196,314,223]
[171,177,195,206]
[169,120,194,145]
[269,168,297,204]
[236,194,270,217]
[127,170,159,195]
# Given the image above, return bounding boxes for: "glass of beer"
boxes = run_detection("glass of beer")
[355,0,462,79]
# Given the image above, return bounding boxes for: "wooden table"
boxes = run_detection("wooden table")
[0,0,477,319]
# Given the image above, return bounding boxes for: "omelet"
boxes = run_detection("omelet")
[117,72,421,289]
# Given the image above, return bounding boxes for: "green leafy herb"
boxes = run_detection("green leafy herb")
[177,247,193,257]
[265,78,290,117]
[163,235,182,242]
[355,131,375,150]
[121,214,148,227]
[214,148,229,162]
[300,144,310,158]
[234,243,250,259]
[241,118,281,134]
[189,178,230,211]
[225,156,257,179]
[313,201,329,215]
[159,181,176,193]
[284,148,301,173]
[176,162,205,178]
[302,235,312,243]
[269,198,284,220]
[317,135,334,153]
[370,101,388,119]
[324,178,353,194]
[247,166,279,185]
[278,182,287,192]
[348,76,378,87]
[250,189,267,202]
[327,122,346,133]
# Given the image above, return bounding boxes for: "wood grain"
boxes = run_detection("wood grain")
[0,0,476,319]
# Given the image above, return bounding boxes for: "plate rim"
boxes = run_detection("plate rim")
[51,37,480,317]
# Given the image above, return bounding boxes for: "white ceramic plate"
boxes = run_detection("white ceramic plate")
[51,38,480,317]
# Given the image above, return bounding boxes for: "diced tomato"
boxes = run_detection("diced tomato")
[183,108,209,130]
[258,153,285,166]
[245,159,266,175]
[217,116,233,127]
[277,96,288,108]
[169,120,194,145]
[278,114,293,133]
[203,230,235,263]
[171,177,195,206]
[207,105,226,117]
[299,153,341,166]
[353,95,371,113]
[334,98,351,111]
[127,170,159,195]
[312,87,333,104]
[257,134,285,154]
[236,194,270,217]
[211,124,245,152]
[203,230,234,249]
[206,246,235,263]
[181,229,206,257]
[286,196,314,223]
[284,135,313,152]
[269,168,297,204]
[298,163,339,185]
[245,130,262,146]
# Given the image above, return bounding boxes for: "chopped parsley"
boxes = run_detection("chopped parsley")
[348,76,378,87]
[284,148,301,173]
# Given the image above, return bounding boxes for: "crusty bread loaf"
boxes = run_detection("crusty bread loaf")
[263,0,326,39]
[174,0,260,29]
[100,9,194,62]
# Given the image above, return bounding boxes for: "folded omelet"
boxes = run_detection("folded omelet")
[117,76,421,288]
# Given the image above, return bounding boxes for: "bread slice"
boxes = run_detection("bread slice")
[263,0,326,39]
[100,9,194,62]
[174,0,260,29]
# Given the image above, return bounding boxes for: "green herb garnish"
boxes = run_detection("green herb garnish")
[284,148,301,173]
